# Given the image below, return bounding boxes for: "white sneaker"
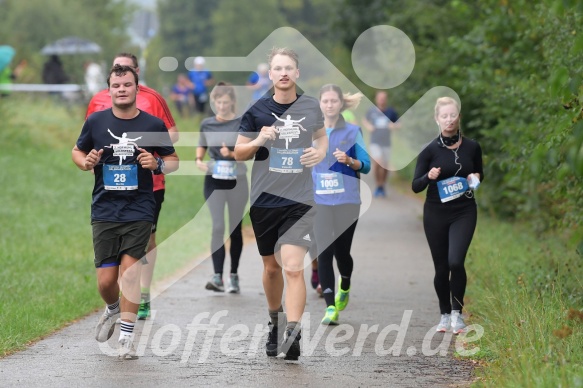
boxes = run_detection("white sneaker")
[227,273,240,293]
[436,313,451,332]
[118,336,138,360]
[451,310,466,334]
[95,306,119,342]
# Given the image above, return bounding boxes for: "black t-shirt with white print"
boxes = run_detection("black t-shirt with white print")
[76,108,175,222]
[239,94,324,207]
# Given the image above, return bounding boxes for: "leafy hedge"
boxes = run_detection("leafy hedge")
[335,0,583,244]
[447,0,583,239]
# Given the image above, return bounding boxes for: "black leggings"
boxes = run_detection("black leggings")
[204,176,249,275]
[423,201,477,314]
[314,204,360,307]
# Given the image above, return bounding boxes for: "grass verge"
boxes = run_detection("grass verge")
[462,218,582,387]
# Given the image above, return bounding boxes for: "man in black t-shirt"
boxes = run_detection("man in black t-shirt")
[235,47,328,360]
[72,64,179,359]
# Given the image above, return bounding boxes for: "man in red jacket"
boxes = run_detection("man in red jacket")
[86,52,179,320]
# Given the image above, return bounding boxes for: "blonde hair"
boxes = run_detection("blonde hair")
[434,97,460,117]
[267,47,299,68]
[319,84,363,112]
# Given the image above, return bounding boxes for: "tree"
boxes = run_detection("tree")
[211,0,286,57]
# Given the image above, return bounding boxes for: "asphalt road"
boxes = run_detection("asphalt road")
[0,182,474,387]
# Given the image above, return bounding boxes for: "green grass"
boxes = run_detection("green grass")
[461,217,583,387]
[0,95,212,356]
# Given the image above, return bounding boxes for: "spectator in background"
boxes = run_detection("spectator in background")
[246,63,271,101]
[362,90,400,198]
[0,57,26,98]
[42,55,68,86]
[188,56,214,117]
[84,61,105,97]
[169,73,194,118]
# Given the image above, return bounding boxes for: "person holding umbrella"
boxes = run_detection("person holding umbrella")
[42,55,69,86]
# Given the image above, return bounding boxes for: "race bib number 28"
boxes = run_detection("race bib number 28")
[103,164,138,190]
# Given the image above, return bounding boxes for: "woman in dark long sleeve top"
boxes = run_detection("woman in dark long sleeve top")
[412,96,484,334]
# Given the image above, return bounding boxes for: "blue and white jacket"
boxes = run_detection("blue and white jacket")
[312,116,370,206]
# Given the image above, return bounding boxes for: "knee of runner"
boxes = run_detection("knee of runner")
[448,260,466,273]
[283,266,305,277]
[264,265,282,278]
[97,275,117,292]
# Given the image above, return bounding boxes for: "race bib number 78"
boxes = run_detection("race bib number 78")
[269,147,303,173]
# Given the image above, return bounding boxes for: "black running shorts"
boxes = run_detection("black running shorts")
[249,202,315,256]
[91,221,152,268]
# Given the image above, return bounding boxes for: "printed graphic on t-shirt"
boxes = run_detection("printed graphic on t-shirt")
[104,129,142,165]
[269,112,307,173]
[271,112,307,149]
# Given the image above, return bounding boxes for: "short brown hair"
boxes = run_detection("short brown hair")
[114,52,139,68]
[210,82,236,113]
[107,64,138,87]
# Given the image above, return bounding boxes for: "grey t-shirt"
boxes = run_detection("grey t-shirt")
[239,94,324,207]
[199,116,247,176]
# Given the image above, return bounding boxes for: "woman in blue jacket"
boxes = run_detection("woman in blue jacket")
[313,84,371,324]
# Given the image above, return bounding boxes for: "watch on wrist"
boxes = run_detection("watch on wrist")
[349,157,355,166]
[153,157,165,175]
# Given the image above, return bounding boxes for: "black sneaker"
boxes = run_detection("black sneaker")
[282,328,301,360]
[266,322,279,357]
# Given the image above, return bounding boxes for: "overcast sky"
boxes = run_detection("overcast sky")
[126,0,156,10]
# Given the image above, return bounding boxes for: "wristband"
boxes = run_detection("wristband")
[153,157,165,175]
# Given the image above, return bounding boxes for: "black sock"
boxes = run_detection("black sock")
[323,287,335,307]
[340,276,351,291]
